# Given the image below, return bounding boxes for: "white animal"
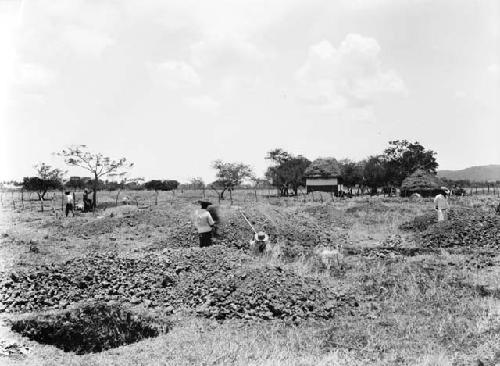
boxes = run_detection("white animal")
[314,244,344,270]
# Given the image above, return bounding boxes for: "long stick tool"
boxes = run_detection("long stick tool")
[240,211,257,234]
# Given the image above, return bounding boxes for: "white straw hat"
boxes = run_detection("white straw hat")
[254,231,269,242]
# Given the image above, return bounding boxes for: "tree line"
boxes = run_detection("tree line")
[12,140,476,204]
[208,140,439,197]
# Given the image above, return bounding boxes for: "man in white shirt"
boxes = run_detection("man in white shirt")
[65,191,74,217]
[194,200,215,247]
[434,187,450,222]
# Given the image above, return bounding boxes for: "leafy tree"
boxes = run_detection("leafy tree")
[57,145,133,212]
[23,163,65,200]
[210,160,254,200]
[362,155,387,194]
[383,140,438,186]
[338,159,364,188]
[144,180,179,191]
[265,149,310,196]
[65,179,90,190]
[266,148,292,165]
[189,177,205,190]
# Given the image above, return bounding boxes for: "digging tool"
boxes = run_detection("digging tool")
[240,211,257,234]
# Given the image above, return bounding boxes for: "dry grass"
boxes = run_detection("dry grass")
[1,193,499,365]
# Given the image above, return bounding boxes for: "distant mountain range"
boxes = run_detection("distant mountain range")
[438,165,500,182]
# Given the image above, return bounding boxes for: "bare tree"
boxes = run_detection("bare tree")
[109,173,144,206]
[57,145,133,212]
[210,160,254,202]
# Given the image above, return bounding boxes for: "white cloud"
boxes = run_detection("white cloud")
[488,63,499,80]
[184,95,220,113]
[61,26,114,58]
[13,63,55,92]
[190,35,265,92]
[150,60,201,89]
[295,34,406,117]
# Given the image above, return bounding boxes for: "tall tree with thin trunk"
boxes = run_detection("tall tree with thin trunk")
[57,145,133,212]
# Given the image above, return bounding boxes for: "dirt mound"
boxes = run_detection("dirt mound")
[399,207,474,232]
[0,246,354,321]
[399,212,436,232]
[0,246,244,313]
[180,266,355,322]
[11,303,164,354]
[345,200,391,215]
[161,205,343,258]
[419,212,500,249]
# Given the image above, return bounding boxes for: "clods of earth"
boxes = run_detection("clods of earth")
[0,246,355,322]
[400,208,500,250]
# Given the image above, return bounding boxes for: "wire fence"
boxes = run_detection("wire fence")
[1,185,499,213]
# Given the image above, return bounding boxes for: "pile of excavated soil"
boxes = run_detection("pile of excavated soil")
[179,265,355,322]
[399,212,436,232]
[419,212,500,249]
[41,204,345,258]
[0,246,354,321]
[399,207,473,232]
[159,205,345,258]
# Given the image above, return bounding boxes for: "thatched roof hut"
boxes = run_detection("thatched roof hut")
[401,169,444,197]
[305,158,342,194]
[304,158,341,178]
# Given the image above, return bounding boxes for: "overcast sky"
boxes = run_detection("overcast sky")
[0,0,499,183]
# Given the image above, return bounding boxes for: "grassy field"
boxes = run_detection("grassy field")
[0,191,499,365]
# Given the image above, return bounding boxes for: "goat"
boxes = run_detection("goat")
[314,243,344,271]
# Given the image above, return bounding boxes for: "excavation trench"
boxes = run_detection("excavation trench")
[11,303,167,354]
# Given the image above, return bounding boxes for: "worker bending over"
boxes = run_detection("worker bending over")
[250,231,269,255]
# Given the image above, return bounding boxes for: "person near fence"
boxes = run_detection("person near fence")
[83,189,92,213]
[434,187,450,222]
[64,191,75,217]
[193,200,214,247]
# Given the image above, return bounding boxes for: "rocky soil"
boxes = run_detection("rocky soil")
[0,246,354,322]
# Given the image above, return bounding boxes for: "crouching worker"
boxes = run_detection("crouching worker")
[194,200,214,247]
[250,231,269,255]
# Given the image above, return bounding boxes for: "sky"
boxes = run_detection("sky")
[0,0,499,183]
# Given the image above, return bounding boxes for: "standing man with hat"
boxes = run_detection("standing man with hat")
[194,200,215,247]
[434,187,450,222]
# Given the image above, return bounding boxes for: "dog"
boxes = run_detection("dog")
[314,244,344,271]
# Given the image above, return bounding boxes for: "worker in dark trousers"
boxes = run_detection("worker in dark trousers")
[83,188,92,213]
[64,191,75,217]
[194,200,214,247]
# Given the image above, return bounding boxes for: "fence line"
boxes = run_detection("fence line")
[1,185,499,212]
